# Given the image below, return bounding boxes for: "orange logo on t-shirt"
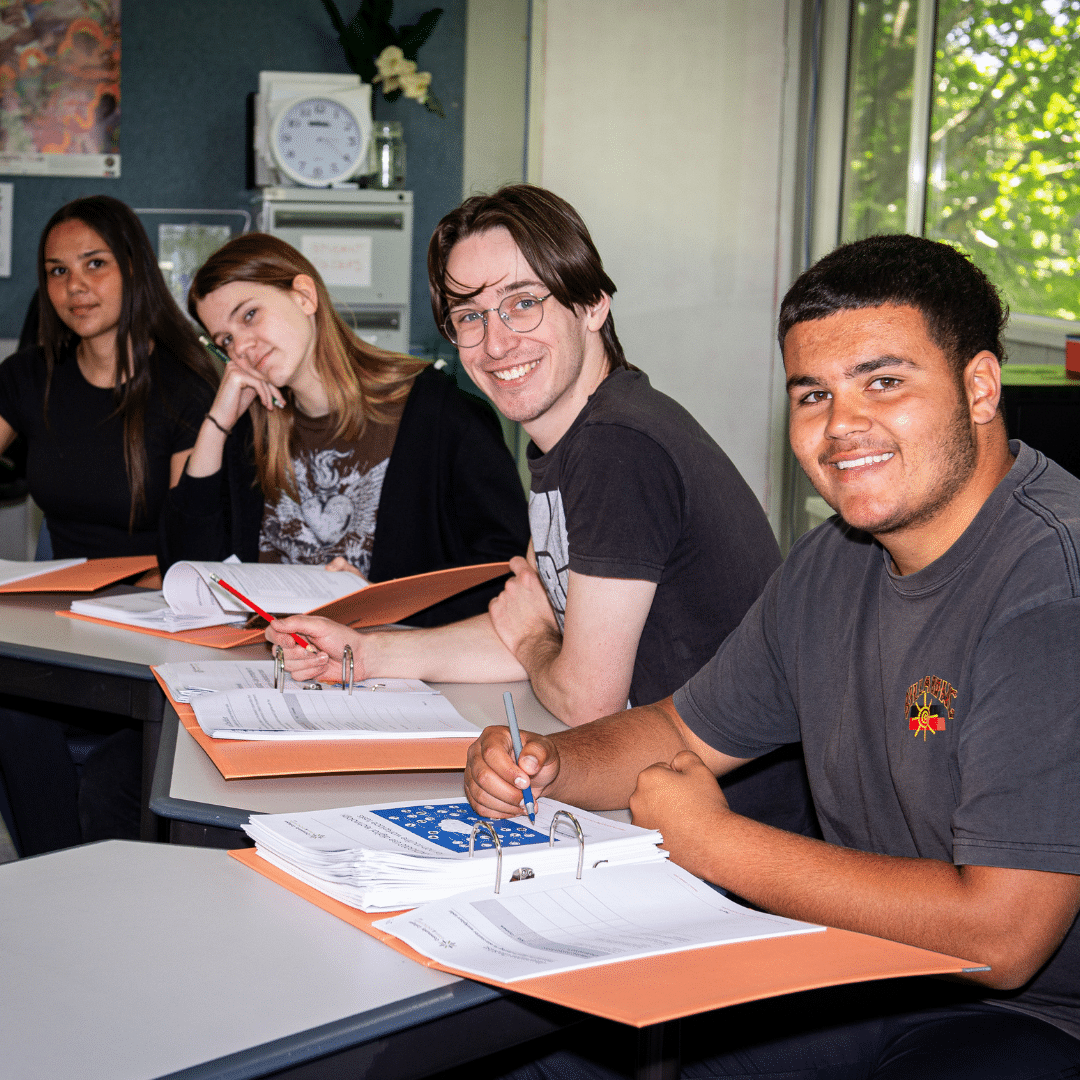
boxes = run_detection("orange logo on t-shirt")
[905,676,957,741]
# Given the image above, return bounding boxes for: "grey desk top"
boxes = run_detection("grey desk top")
[0,591,270,680]
[152,681,573,830]
[0,841,496,1080]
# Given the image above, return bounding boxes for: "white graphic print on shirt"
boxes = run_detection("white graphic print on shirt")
[528,487,568,631]
[260,449,389,576]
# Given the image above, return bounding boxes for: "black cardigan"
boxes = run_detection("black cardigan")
[161,365,529,626]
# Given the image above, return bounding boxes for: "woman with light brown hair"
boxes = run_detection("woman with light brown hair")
[162,232,528,627]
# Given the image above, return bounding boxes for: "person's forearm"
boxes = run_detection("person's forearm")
[686,808,1073,990]
[543,699,694,809]
[364,613,528,683]
[515,627,631,726]
[184,420,228,478]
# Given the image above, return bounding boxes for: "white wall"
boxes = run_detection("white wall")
[526,0,801,526]
[462,0,530,197]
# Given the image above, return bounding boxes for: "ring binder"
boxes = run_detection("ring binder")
[274,646,285,692]
[342,644,354,694]
[550,811,585,880]
[468,821,503,894]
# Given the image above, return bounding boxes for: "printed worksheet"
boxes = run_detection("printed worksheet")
[163,560,366,616]
[375,860,824,982]
[191,688,480,740]
[154,658,435,702]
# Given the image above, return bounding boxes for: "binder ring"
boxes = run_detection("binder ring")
[342,644,354,694]
[549,810,585,880]
[274,645,285,692]
[468,821,503,893]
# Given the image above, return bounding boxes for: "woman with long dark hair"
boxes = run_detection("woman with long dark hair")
[0,196,218,858]
[163,232,528,628]
[0,195,218,558]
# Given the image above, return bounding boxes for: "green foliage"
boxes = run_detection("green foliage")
[843,0,1080,321]
[320,0,445,116]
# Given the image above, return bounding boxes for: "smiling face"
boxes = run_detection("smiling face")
[43,218,124,348]
[195,278,318,392]
[445,227,611,451]
[785,304,994,559]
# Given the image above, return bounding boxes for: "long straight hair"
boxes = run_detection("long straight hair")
[188,233,427,503]
[36,196,218,530]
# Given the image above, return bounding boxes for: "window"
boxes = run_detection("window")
[842,0,1080,323]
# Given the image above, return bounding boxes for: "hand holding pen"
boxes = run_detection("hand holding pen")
[503,690,536,823]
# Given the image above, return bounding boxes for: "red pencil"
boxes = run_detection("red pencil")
[209,573,315,651]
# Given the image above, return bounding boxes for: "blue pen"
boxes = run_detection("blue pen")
[502,690,536,823]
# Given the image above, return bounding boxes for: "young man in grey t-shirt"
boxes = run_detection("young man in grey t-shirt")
[465,235,1080,1076]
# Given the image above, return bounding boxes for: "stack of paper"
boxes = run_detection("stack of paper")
[154,658,432,703]
[70,560,366,632]
[376,860,825,983]
[71,589,245,632]
[243,798,669,911]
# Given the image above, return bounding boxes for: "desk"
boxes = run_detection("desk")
[151,681,576,846]
[0,840,580,1080]
[0,591,270,838]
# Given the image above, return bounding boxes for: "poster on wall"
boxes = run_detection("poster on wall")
[0,0,120,178]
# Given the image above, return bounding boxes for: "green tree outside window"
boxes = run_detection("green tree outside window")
[843,0,1080,322]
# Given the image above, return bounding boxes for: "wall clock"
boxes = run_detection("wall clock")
[270,92,371,188]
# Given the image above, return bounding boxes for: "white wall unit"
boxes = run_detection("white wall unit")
[256,188,413,354]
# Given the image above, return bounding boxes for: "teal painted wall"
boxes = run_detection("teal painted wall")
[0,0,465,346]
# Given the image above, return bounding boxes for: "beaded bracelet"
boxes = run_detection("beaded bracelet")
[204,412,233,437]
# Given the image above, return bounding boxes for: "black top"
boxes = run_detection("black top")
[0,342,211,558]
[161,365,530,627]
[527,367,782,707]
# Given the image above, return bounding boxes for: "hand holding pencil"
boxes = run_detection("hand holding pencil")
[263,612,368,684]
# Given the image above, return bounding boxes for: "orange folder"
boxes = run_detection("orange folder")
[56,561,511,649]
[230,847,983,1028]
[0,554,158,593]
[158,672,470,779]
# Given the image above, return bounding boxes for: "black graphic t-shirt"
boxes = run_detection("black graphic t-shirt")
[259,403,403,575]
[526,367,781,708]
[675,443,1080,1041]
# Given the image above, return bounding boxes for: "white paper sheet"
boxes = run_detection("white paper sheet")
[375,860,824,982]
[192,688,480,740]
[0,556,85,586]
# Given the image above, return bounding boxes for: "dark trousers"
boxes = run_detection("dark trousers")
[487,981,1080,1080]
[0,701,141,856]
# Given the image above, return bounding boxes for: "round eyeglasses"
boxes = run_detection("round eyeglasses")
[444,292,552,347]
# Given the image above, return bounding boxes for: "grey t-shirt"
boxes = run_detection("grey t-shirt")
[674,442,1080,1039]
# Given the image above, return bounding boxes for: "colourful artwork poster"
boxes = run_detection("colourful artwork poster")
[0,0,120,177]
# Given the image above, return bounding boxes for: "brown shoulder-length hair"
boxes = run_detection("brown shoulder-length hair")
[188,232,427,504]
[36,195,218,531]
[428,184,632,372]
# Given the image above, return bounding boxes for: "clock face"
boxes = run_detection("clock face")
[272,96,367,187]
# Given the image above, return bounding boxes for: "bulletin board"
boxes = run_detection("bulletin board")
[0,0,121,178]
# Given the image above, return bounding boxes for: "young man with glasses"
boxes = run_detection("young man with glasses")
[269,184,815,835]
